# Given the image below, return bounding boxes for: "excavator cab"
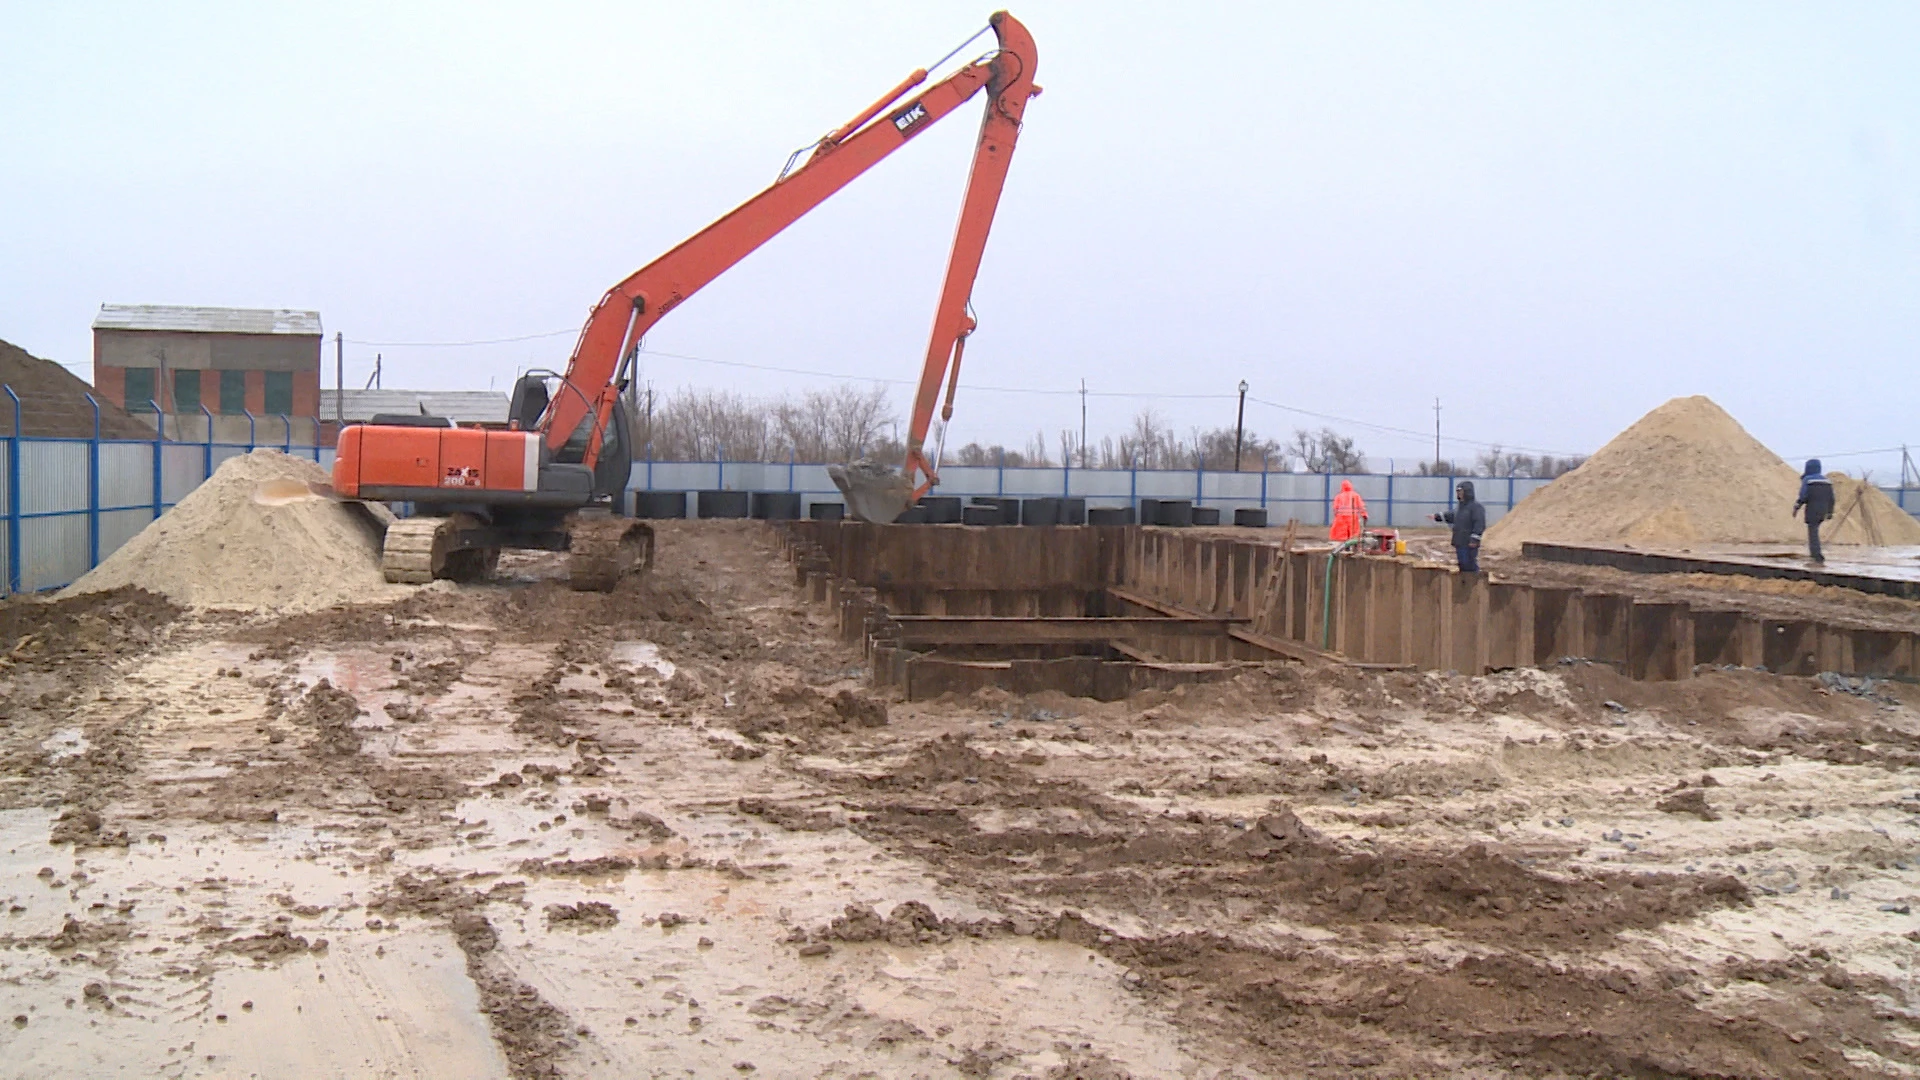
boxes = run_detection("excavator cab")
[507,374,549,431]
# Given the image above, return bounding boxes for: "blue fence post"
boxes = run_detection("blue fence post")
[1195,463,1203,505]
[997,448,1005,496]
[280,414,292,454]
[243,409,256,450]
[149,399,163,519]
[200,405,214,479]
[5,386,20,594]
[1387,472,1395,529]
[717,446,724,490]
[1129,454,1137,516]
[787,449,795,493]
[1323,472,1332,527]
[83,394,100,570]
[1260,460,1268,510]
[310,415,322,461]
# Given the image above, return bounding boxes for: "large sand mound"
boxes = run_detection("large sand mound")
[1484,396,1920,552]
[65,449,407,612]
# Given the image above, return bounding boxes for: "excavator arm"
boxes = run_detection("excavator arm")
[542,11,1039,512]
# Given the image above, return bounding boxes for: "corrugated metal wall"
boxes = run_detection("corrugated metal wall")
[3,437,1914,597]
[625,460,1560,526]
[1,437,327,596]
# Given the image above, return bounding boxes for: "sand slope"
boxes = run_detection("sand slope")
[1484,396,1920,552]
[65,449,406,612]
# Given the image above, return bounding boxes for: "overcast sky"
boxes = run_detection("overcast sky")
[2,2,1915,475]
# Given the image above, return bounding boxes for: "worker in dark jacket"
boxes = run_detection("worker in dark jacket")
[1430,481,1487,572]
[1792,458,1835,563]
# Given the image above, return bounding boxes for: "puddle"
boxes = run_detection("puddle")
[609,641,675,681]
[39,728,88,763]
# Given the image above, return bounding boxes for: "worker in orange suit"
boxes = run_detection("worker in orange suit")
[1329,479,1368,542]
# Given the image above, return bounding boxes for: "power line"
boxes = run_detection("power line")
[339,330,1914,465]
[1247,395,1583,457]
[344,328,577,348]
[637,347,1236,399]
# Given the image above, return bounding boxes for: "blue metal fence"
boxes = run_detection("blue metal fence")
[628,453,1920,531]
[2,390,329,595]
[6,419,1915,596]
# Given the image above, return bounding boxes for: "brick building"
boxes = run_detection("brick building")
[91,305,323,439]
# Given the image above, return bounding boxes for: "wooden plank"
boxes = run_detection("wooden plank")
[890,615,1236,646]
[1520,540,1920,601]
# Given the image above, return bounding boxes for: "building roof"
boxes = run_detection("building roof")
[321,389,511,425]
[93,305,323,336]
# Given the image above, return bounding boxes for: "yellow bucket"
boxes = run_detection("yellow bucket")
[1393,539,1408,555]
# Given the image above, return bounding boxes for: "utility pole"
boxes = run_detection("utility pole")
[1233,380,1249,471]
[1079,379,1088,469]
[334,332,344,425]
[1433,397,1442,473]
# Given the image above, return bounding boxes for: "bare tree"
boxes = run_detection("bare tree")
[1289,427,1365,473]
[773,384,893,462]
[639,382,896,463]
[1023,431,1054,468]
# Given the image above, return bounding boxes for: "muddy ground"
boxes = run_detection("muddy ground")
[2,520,1918,1078]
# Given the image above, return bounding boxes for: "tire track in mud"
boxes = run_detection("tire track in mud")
[770,731,1896,1077]
[372,873,582,1080]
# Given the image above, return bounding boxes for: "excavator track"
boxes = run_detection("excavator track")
[566,521,655,592]
[381,514,498,585]
[381,517,450,584]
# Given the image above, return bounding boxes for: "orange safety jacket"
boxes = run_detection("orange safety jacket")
[1330,481,1368,542]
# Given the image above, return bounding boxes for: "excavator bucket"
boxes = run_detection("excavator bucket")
[827,461,916,524]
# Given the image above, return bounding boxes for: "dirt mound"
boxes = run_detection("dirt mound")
[0,338,152,439]
[63,449,405,612]
[1484,396,1920,551]
[0,587,177,667]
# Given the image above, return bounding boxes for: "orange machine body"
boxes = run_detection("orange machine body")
[334,425,542,502]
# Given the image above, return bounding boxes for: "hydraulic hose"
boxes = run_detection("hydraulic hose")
[1321,538,1359,650]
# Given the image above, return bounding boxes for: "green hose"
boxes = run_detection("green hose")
[1321,538,1359,649]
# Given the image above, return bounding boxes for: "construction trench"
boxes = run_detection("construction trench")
[782,521,1920,699]
[5,516,1920,1078]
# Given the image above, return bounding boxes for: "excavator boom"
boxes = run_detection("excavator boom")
[541,12,1039,518]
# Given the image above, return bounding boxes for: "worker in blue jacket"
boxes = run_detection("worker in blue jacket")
[1792,459,1835,564]
[1430,480,1487,572]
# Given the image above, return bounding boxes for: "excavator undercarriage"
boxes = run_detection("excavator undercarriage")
[379,513,652,592]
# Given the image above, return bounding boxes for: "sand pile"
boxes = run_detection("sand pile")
[1484,396,1920,552]
[0,338,153,438]
[65,449,407,612]
[1825,473,1920,546]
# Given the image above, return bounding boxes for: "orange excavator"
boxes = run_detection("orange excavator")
[330,11,1039,588]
